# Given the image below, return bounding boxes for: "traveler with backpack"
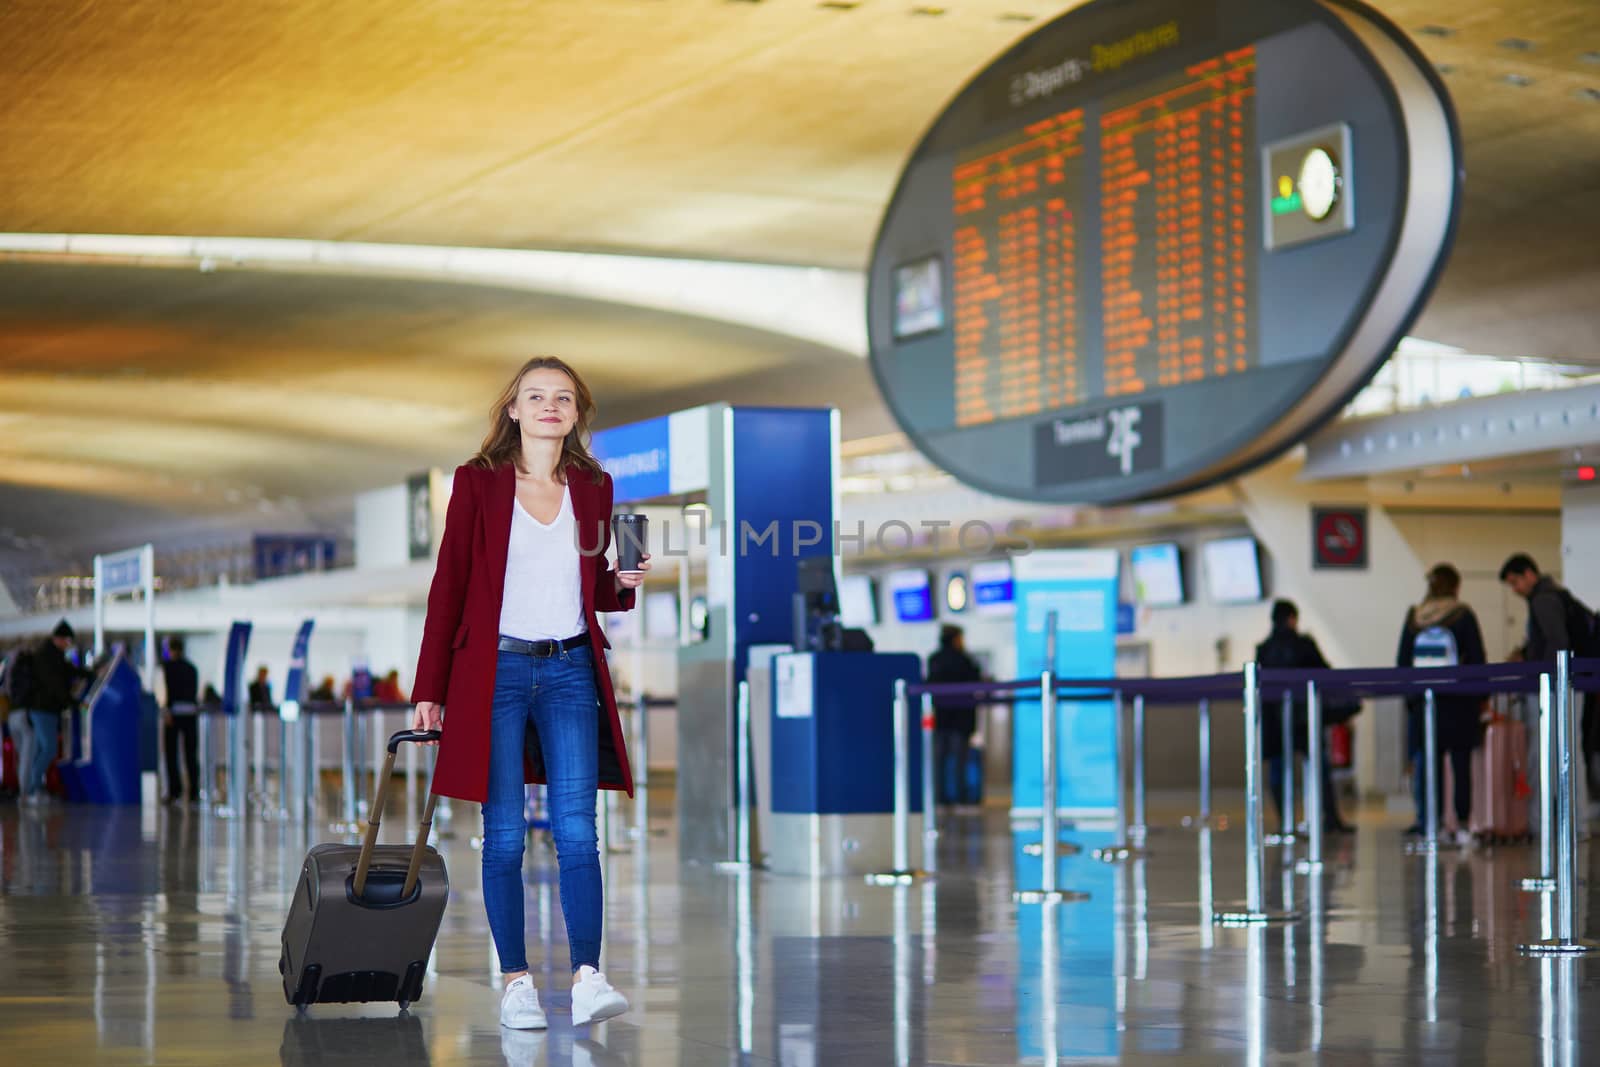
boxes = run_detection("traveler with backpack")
[1396,564,1486,843]
[1501,553,1600,799]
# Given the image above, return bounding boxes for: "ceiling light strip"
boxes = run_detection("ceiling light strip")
[0,233,869,358]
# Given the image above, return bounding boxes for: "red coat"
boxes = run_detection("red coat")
[411,461,636,802]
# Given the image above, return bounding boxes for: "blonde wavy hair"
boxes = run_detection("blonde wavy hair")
[469,356,605,484]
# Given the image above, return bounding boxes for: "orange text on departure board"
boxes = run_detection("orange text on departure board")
[1100,46,1256,399]
[951,108,1086,429]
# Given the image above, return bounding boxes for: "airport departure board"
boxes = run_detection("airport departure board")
[868,0,1461,504]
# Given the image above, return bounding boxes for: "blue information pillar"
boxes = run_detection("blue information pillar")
[62,653,145,804]
[1011,549,1120,820]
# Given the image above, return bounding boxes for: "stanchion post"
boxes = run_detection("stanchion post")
[278,715,290,819]
[867,677,926,884]
[1296,681,1324,874]
[1183,697,1220,831]
[921,692,938,876]
[1131,694,1148,841]
[1041,666,1058,893]
[218,709,245,819]
[1404,687,1443,856]
[1522,673,1556,892]
[1215,662,1300,925]
[1093,689,1142,861]
[1425,688,1438,847]
[1015,612,1087,903]
[302,713,316,822]
[737,681,751,866]
[717,681,762,873]
[232,708,246,817]
[1521,651,1598,954]
[197,713,212,806]
[352,705,366,817]
[1268,690,1297,844]
[252,712,265,803]
[338,699,358,831]
[633,692,650,840]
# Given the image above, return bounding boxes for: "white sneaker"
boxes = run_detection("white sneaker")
[500,974,547,1030]
[570,966,628,1026]
[1454,829,1477,849]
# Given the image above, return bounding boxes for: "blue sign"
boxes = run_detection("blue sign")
[887,569,934,623]
[1012,550,1119,815]
[1116,601,1136,635]
[220,622,252,716]
[591,415,671,503]
[283,619,315,704]
[971,559,1015,611]
[100,550,143,595]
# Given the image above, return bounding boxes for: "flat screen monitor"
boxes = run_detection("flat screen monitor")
[838,574,879,628]
[892,256,944,340]
[1202,537,1264,603]
[970,559,1015,615]
[1130,543,1184,606]
[887,568,935,623]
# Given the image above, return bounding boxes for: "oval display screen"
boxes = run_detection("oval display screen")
[866,0,1461,503]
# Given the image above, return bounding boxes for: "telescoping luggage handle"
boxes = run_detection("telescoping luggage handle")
[352,730,442,901]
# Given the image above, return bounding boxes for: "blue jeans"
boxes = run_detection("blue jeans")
[26,711,59,796]
[482,645,602,974]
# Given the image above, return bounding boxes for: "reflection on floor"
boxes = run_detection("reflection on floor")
[0,789,1595,1066]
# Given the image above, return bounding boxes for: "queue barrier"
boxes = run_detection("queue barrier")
[898,655,1599,948]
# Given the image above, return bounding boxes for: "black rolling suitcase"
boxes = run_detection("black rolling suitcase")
[280,729,448,1011]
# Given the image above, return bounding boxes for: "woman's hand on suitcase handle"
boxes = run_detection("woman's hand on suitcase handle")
[413,702,442,744]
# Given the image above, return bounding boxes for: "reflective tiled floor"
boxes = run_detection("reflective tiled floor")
[1,787,1596,1066]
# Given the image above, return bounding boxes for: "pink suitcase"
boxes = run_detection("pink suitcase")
[1470,718,1531,844]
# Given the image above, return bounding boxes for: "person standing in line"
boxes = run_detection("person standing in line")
[1396,564,1486,844]
[248,666,273,712]
[1501,553,1599,806]
[1256,600,1353,833]
[161,637,202,805]
[411,356,649,1032]
[926,625,983,808]
[23,621,88,806]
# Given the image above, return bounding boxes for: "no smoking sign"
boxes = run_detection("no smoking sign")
[1312,507,1368,570]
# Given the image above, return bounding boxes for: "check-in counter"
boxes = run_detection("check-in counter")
[766,651,923,876]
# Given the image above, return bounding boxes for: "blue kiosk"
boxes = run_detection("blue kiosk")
[593,404,917,870]
[59,652,148,805]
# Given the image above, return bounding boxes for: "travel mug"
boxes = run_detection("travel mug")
[612,514,648,574]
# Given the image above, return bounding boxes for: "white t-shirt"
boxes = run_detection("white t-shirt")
[498,487,586,642]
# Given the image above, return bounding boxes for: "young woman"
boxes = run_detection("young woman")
[410,356,649,1030]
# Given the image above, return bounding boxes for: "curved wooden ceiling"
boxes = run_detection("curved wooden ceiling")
[0,0,1596,573]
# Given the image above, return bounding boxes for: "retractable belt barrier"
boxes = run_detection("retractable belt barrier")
[903,657,1595,946]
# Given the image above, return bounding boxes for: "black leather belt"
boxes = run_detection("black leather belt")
[498,633,588,658]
